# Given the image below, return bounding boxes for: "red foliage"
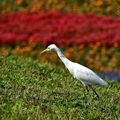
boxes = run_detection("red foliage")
[0,11,120,46]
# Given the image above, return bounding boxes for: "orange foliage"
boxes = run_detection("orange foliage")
[0,42,120,72]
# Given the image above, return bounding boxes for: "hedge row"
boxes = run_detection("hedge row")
[0,11,120,46]
[0,0,120,16]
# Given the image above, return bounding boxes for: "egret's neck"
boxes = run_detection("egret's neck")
[54,47,71,66]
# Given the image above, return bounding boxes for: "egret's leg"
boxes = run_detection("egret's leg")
[86,86,89,92]
[84,86,89,98]
[88,85,99,98]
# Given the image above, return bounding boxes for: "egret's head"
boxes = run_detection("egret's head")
[40,44,57,54]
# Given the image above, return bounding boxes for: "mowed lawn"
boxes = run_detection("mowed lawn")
[0,55,120,120]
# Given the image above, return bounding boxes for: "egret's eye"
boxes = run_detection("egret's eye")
[47,47,51,50]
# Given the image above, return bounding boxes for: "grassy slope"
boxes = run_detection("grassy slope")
[0,55,120,120]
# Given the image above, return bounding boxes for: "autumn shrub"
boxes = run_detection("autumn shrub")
[0,0,120,17]
[0,11,120,46]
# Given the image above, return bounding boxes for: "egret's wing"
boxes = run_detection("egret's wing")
[72,63,107,86]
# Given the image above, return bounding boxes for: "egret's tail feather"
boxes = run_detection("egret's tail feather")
[100,78,108,86]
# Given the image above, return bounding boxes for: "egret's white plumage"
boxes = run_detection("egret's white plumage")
[41,44,108,98]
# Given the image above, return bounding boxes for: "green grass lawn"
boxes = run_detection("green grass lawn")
[0,54,120,120]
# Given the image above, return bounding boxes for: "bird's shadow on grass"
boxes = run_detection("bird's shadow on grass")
[36,91,100,108]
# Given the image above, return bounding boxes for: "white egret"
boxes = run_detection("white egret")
[41,44,108,98]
